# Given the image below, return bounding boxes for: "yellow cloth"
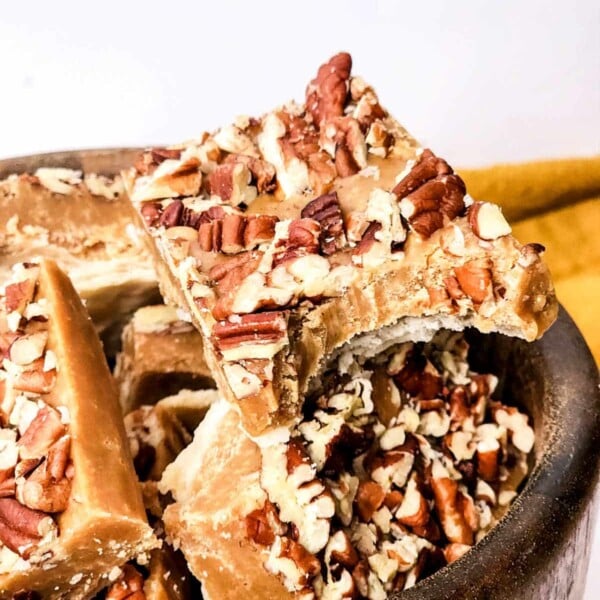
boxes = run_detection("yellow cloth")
[460,157,600,364]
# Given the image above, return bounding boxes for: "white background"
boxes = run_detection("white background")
[1,0,599,596]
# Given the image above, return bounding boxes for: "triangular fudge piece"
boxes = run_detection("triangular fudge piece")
[125,53,557,435]
[0,260,157,598]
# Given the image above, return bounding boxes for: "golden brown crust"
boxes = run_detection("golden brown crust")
[0,260,157,599]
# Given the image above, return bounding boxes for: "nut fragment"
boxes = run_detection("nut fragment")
[306,52,352,127]
[18,405,66,461]
[0,497,50,557]
[104,563,146,600]
[469,202,511,240]
[454,259,493,304]
[212,311,288,362]
[301,192,346,255]
[8,332,48,366]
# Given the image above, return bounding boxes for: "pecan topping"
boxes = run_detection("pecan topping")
[392,149,452,199]
[0,497,49,557]
[301,192,346,255]
[208,154,276,204]
[468,201,511,241]
[431,476,473,545]
[399,174,466,238]
[454,259,493,304]
[5,279,36,314]
[134,147,182,175]
[12,360,56,394]
[354,221,382,256]
[105,564,146,600]
[355,481,385,522]
[20,435,72,513]
[306,52,352,127]
[158,199,184,228]
[139,201,163,227]
[198,214,278,254]
[212,311,288,361]
[18,405,66,461]
[246,500,284,547]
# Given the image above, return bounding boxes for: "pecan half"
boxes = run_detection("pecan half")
[301,192,346,255]
[399,174,466,238]
[392,149,453,199]
[158,199,184,228]
[306,52,352,127]
[212,311,288,361]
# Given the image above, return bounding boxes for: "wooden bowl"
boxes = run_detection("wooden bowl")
[1,149,599,599]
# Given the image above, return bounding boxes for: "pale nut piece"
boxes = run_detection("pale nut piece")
[443,542,471,564]
[222,363,263,398]
[8,332,48,366]
[469,202,512,240]
[396,477,429,528]
[355,480,386,522]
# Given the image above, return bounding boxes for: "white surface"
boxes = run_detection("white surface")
[1,0,599,596]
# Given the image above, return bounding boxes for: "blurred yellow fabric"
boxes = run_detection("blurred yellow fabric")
[460,157,600,364]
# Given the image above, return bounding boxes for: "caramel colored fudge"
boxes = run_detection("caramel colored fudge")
[0,260,157,598]
[114,305,214,414]
[0,169,160,354]
[124,53,557,435]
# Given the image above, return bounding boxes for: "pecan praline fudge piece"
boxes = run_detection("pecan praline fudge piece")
[114,304,214,414]
[0,169,160,354]
[124,52,557,436]
[0,260,157,599]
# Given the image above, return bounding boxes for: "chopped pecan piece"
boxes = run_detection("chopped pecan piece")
[354,221,382,256]
[246,500,284,547]
[0,497,49,557]
[158,199,184,228]
[212,311,288,361]
[399,174,466,238]
[454,259,493,304]
[355,480,385,522]
[139,201,163,227]
[18,405,66,461]
[301,192,346,255]
[392,149,453,199]
[306,52,352,127]
[5,278,37,314]
[20,435,72,513]
[134,147,182,175]
[12,359,56,394]
[431,476,473,545]
[105,564,146,600]
[244,215,278,249]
